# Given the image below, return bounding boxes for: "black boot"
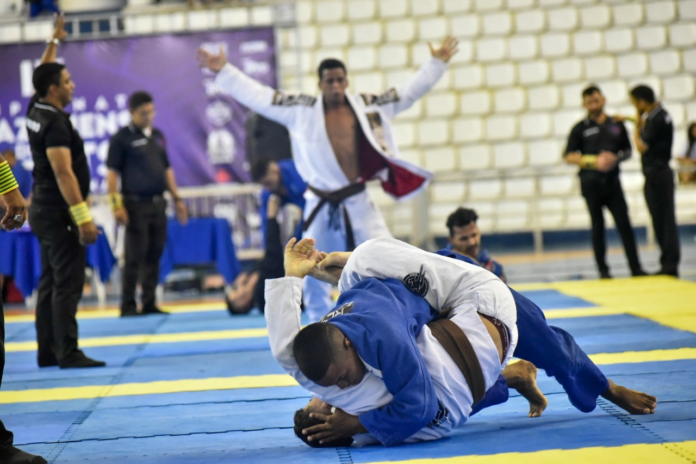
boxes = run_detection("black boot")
[59,351,106,369]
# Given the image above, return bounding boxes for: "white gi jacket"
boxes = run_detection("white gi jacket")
[214,58,443,197]
[264,238,518,445]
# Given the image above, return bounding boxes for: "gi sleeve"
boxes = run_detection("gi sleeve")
[44,118,72,149]
[214,63,303,128]
[106,134,125,172]
[339,237,492,315]
[564,123,583,156]
[380,57,448,120]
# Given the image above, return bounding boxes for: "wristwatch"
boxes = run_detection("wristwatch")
[46,38,60,46]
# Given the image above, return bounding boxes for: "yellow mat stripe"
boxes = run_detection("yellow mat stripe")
[0,374,298,404]
[4,346,695,404]
[364,441,696,464]
[5,328,269,352]
[5,303,226,324]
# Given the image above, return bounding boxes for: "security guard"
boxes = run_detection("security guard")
[630,85,680,277]
[107,91,188,317]
[564,85,646,279]
[0,154,47,463]
[26,62,105,369]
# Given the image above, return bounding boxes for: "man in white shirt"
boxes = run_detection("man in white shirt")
[197,37,458,323]
[266,238,657,447]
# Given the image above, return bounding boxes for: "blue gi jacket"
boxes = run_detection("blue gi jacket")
[327,277,439,447]
[259,159,306,239]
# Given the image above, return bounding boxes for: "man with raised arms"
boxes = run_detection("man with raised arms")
[197,37,458,323]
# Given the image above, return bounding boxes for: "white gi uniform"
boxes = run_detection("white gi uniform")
[265,238,518,445]
[215,58,446,322]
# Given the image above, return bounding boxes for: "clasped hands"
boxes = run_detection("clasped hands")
[284,237,350,285]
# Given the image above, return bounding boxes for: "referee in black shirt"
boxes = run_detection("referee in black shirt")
[26,63,105,369]
[107,91,188,317]
[564,85,645,279]
[630,85,680,277]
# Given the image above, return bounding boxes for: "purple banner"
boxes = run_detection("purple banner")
[0,28,277,191]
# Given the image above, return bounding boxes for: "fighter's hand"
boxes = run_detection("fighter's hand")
[175,200,188,226]
[284,238,323,279]
[596,151,619,172]
[611,114,635,123]
[78,221,100,246]
[0,188,27,231]
[565,153,582,166]
[113,207,129,226]
[304,409,367,445]
[196,44,227,73]
[429,36,459,63]
[52,13,68,41]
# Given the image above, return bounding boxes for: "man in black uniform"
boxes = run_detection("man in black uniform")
[630,85,680,277]
[107,91,188,317]
[564,85,645,279]
[26,62,105,369]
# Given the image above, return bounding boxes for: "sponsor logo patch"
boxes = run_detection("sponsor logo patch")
[403,265,429,297]
[320,301,354,322]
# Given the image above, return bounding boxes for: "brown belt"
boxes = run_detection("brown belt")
[302,183,366,251]
[427,318,486,405]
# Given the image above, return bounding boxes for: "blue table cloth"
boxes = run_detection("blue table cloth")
[159,218,240,284]
[0,228,116,298]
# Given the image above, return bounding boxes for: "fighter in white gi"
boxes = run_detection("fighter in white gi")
[267,237,657,447]
[197,37,459,322]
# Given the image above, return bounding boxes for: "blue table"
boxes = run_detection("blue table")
[0,228,116,298]
[159,218,240,284]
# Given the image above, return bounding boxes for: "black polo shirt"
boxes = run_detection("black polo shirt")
[640,105,673,173]
[26,94,90,206]
[565,115,632,180]
[107,124,170,197]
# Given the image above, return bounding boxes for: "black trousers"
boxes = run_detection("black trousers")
[252,217,287,311]
[122,198,167,313]
[644,167,681,275]
[0,292,16,451]
[29,204,86,362]
[580,174,642,275]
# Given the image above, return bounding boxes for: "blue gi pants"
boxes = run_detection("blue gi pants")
[473,288,610,415]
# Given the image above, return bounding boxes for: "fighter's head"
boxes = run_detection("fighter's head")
[293,323,366,389]
[33,63,74,107]
[293,398,354,448]
[251,158,283,194]
[317,59,348,105]
[446,207,481,260]
[582,85,605,119]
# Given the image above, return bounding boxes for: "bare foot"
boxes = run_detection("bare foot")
[502,360,548,418]
[601,379,657,414]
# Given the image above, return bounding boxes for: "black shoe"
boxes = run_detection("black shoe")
[142,306,169,315]
[631,269,649,277]
[0,446,47,464]
[655,269,679,277]
[37,353,58,368]
[599,271,612,279]
[120,309,146,317]
[59,354,106,369]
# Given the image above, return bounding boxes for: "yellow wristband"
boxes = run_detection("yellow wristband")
[69,201,93,226]
[581,155,598,169]
[0,161,19,195]
[109,193,124,212]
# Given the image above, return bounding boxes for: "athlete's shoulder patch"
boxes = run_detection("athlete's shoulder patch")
[360,88,400,106]
[320,302,354,322]
[403,265,429,298]
[272,91,316,107]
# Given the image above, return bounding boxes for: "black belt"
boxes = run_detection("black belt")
[302,183,366,251]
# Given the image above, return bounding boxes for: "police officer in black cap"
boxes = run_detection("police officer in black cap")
[630,84,680,277]
[107,91,188,317]
[564,85,646,279]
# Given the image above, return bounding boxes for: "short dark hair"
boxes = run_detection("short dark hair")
[582,85,602,98]
[32,63,65,98]
[128,91,153,112]
[317,59,347,81]
[446,207,479,237]
[250,158,274,182]
[292,323,340,382]
[293,408,354,448]
[630,85,656,104]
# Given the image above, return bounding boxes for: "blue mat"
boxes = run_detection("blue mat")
[517,289,596,309]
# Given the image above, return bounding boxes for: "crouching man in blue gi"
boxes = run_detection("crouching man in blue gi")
[267,237,657,447]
